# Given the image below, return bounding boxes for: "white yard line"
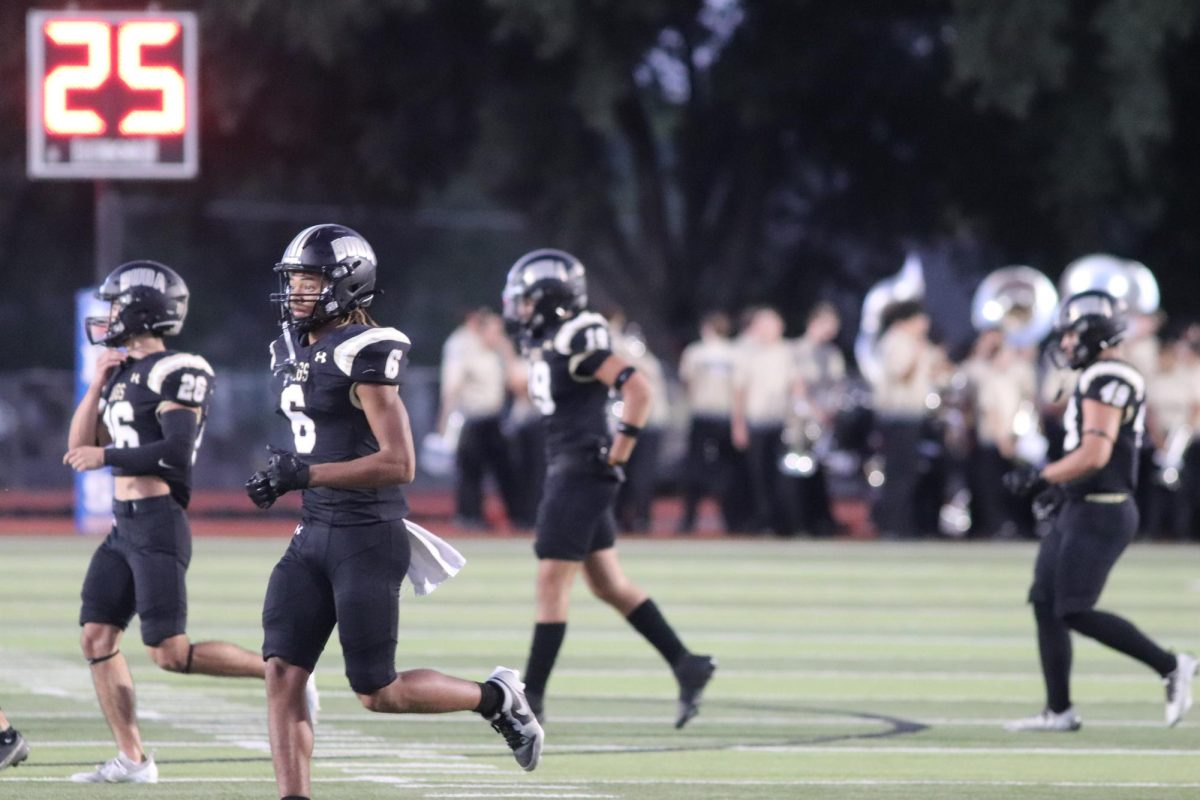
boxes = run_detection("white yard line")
[1,776,1199,790]
[0,647,500,787]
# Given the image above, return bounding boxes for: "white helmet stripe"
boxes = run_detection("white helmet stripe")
[279,225,326,265]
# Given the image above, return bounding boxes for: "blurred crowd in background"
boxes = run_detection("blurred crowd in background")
[410,295,1200,540]
[2,288,1200,541]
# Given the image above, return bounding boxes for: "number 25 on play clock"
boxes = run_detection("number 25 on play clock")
[26,10,199,180]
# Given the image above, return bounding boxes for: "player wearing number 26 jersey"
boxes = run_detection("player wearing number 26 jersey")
[1002,290,1196,733]
[246,224,543,799]
[64,261,278,785]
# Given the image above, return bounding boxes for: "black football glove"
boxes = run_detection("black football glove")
[1003,464,1046,498]
[267,446,311,494]
[245,470,277,510]
[1032,485,1065,522]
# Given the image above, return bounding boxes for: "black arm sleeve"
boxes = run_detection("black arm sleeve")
[102,408,198,474]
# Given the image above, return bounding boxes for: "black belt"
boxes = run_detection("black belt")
[112,495,176,516]
[1082,493,1129,504]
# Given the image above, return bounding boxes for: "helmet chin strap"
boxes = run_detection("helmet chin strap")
[275,319,301,376]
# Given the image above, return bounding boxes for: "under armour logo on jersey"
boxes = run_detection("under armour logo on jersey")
[130,373,141,384]
[314,351,327,364]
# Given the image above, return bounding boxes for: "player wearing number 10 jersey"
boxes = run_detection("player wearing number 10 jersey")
[63,261,291,785]
[502,249,716,729]
[245,224,543,800]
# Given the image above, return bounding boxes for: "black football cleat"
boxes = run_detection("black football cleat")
[673,654,717,729]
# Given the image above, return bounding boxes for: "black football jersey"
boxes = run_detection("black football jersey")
[1060,358,1146,497]
[270,323,412,524]
[524,311,614,459]
[99,350,215,508]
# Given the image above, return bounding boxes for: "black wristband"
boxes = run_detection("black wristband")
[616,421,642,438]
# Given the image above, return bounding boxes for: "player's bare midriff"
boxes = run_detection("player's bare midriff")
[114,474,171,501]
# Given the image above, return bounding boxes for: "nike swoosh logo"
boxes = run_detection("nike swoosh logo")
[510,696,534,725]
[158,459,173,469]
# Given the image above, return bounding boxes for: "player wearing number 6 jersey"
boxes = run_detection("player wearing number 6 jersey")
[246,224,543,800]
[502,249,716,729]
[64,261,304,785]
[1002,290,1196,732]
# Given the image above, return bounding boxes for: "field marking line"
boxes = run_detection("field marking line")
[2,776,1200,789]
[0,647,496,782]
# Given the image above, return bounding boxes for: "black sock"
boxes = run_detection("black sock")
[1065,609,1178,677]
[474,680,503,717]
[1034,603,1072,713]
[524,622,566,698]
[282,796,310,800]
[626,599,687,666]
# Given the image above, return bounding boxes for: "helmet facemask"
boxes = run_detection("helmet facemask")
[501,250,587,337]
[85,262,189,347]
[272,267,344,334]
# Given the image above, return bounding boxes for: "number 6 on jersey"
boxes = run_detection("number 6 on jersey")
[281,383,315,454]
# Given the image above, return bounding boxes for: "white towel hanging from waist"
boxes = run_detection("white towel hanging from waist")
[404,519,466,596]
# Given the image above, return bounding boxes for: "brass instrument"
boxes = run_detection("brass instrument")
[1155,425,1193,491]
[855,253,925,387]
[1059,254,1160,315]
[779,397,824,478]
[971,265,1060,468]
[971,266,1059,347]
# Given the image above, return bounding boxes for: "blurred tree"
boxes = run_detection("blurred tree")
[474,0,1029,348]
[1,0,1199,370]
[949,0,1200,252]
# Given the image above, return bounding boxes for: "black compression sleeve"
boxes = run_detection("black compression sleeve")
[103,408,198,474]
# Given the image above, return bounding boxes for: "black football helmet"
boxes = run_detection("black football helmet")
[502,248,587,335]
[1052,289,1127,369]
[86,260,189,346]
[272,224,378,332]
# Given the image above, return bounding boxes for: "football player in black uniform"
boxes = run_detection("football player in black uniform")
[63,261,310,784]
[245,224,543,800]
[502,249,716,728]
[1003,290,1196,731]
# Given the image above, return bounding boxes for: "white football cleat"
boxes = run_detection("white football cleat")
[1003,707,1082,732]
[1165,652,1197,727]
[71,751,158,783]
[0,729,29,770]
[485,666,544,772]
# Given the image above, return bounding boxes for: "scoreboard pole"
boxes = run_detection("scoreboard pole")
[94,181,124,283]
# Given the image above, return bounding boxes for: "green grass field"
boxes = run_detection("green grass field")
[1,534,1197,799]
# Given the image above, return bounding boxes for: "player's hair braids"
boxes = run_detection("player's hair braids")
[338,308,378,328]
